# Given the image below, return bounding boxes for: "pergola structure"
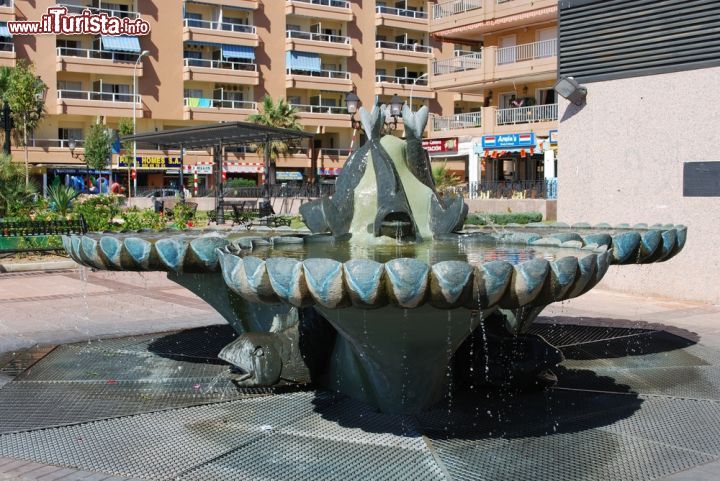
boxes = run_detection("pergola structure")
[123,122,314,224]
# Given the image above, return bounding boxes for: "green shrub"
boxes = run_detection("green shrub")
[71,194,123,231]
[465,212,543,226]
[120,207,166,231]
[225,178,257,188]
[172,202,196,229]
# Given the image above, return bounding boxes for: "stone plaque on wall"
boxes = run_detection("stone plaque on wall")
[683,162,720,197]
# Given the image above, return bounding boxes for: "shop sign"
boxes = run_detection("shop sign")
[482,133,535,149]
[117,156,183,170]
[276,171,303,181]
[183,164,213,174]
[422,138,459,155]
[549,130,558,144]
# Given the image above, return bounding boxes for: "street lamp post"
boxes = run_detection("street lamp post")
[344,93,403,134]
[409,72,429,112]
[132,50,150,197]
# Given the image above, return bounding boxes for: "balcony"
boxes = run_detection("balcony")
[375,5,428,31]
[429,105,557,138]
[375,75,433,99]
[430,0,557,38]
[496,103,557,127]
[432,39,557,90]
[0,0,13,22]
[432,111,482,135]
[286,68,351,92]
[26,139,84,166]
[292,104,350,128]
[183,98,257,122]
[56,89,142,117]
[193,0,259,9]
[183,58,259,86]
[285,0,353,22]
[375,40,432,65]
[0,41,14,67]
[57,3,139,19]
[183,18,259,47]
[286,30,352,57]
[56,47,141,76]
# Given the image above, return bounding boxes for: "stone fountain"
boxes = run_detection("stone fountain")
[63,106,686,414]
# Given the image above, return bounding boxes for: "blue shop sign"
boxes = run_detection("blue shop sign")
[481,133,536,149]
[549,130,558,144]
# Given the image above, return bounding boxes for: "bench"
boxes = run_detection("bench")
[0,217,87,255]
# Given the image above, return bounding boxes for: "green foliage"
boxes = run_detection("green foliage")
[46,179,78,217]
[225,177,257,188]
[249,96,302,163]
[72,194,123,231]
[6,62,47,145]
[0,153,36,217]
[465,212,544,226]
[117,118,134,153]
[172,202,196,229]
[432,163,462,190]
[83,123,112,171]
[119,207,165,231]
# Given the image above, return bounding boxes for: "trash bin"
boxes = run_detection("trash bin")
[154,199,164,213]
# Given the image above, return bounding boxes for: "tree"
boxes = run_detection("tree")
[248,95,301,184]
[0,153,35,217]
[84,123,112,173]
[118,118,134,195]
[6,61,47,186]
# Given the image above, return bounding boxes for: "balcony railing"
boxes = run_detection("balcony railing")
[376,74,428,85]
[287,68,350,79]
[375,5,428,19]
[56,47,136,62]
[286,30,350,44]
[433,51,482,75]
[183,18,256,34]
[184,57,257,71]
[467,179,557,200]
[291,104,346,114]
[57,89,140,103]
[291,0,350,9]
[432,111,482,131]
[496,104,558,125]
[432,0,482,19]
[496,39,557,65]
[57,3,139,19]
[0,42,14,53]
[29,139,84,149]
[376,40,432,54]
[184,98,258,110]
[0,0,12,8]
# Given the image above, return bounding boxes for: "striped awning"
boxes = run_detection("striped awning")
[101,36,141,53]
[221,45,255,60]
[286,51,321,72]
[0,25,12,38]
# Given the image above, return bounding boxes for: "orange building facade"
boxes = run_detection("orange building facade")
[4,0,455,192]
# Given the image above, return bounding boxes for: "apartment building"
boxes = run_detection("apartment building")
[428,0,558,186]
[5,0,454,193]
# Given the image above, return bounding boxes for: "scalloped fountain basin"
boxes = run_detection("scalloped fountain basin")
[62,222,687,414]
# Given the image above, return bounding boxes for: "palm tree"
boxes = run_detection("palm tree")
[432,163,462,193]
[248,95,301,185]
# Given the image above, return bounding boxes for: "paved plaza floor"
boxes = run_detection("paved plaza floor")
[0,268,717,480]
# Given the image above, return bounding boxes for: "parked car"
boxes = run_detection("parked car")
[144,188,180,198]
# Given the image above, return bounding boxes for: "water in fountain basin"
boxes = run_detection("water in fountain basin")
[247,235,588,267]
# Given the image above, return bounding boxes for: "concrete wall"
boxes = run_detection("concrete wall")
[557,67,720,304]
[465,199,556,220]
[128,197,312,215]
